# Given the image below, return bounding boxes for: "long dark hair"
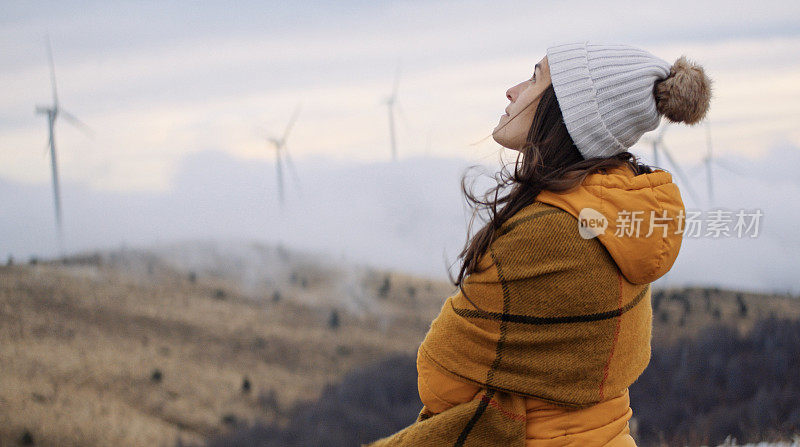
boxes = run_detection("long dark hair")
[447,83,653,291]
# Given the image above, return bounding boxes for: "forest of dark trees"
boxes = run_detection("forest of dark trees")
[630,317,800,445]
[200,317,800,447]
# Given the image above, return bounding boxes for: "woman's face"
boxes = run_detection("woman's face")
[492,55,552,151]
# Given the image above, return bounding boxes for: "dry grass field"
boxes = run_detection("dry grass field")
[0,243,452,446]
[1,241,798,446]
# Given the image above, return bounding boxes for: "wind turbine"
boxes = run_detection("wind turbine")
[383,63,401,161]
[262,104,303,210]
[35,34,93,255]
[700,119,745,205]
[642,121,701,205]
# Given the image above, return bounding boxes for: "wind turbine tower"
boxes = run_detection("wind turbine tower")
[643,121,701,205]
[384,64,401,161]
[264,105,303,210]
[35,34,92,255]
[700,119,743,206]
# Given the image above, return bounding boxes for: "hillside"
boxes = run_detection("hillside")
[0,242,452,446]
[0,241,798,446]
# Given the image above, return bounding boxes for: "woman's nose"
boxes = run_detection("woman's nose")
[506,88,514,102]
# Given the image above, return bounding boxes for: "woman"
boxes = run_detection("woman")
[366,41,712,447]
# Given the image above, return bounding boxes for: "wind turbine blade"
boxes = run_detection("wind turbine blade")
[257,124,281,148]
[387,101,397,160]
[43,139,51,157]
[45,34,59,108]
[283,150,303,194]
[660,143,701,204]
[45,120,64,245]
[60,109,95,138]
[281,104,302,144]
[703,121,747,176]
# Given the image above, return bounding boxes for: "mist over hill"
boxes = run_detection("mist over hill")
[2,143,799,294]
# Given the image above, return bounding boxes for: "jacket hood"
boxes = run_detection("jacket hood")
[535,164,685,284]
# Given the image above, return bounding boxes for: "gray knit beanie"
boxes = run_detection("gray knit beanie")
[545,41,712,160]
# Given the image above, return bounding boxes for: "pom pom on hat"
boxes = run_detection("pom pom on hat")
[655,55,713,125]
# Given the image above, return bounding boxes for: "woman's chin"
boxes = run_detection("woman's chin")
[492,133,514,150]
[491,129,504,146]
[492,134,506,147]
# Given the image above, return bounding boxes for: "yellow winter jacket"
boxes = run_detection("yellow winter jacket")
[365,163,685,447]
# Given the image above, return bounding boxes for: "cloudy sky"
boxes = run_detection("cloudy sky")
[1,1,799,293]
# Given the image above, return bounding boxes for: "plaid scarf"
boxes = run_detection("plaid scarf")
[366,165,684,446]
